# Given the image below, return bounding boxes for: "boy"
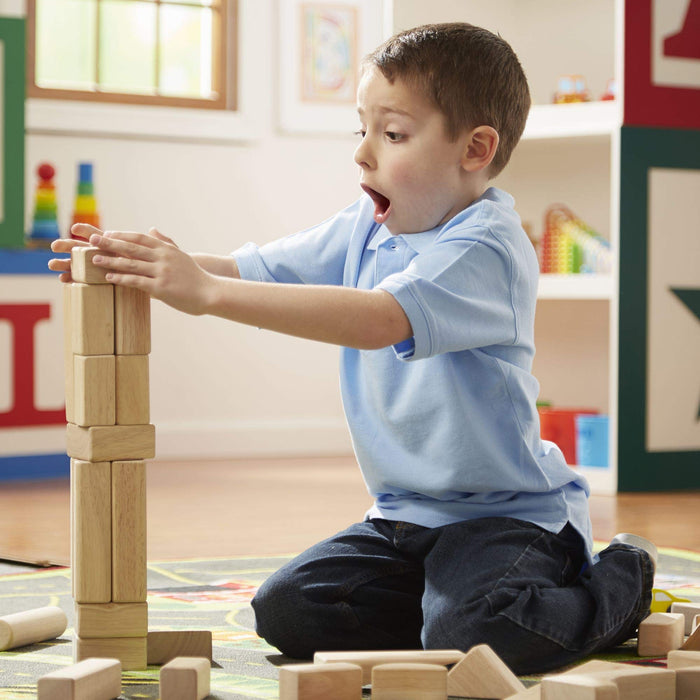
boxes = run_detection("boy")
[51,23,654,674]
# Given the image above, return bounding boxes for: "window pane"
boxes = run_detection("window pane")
[35,0,96,89]
[99,0,156,93]
[159,4,212,98]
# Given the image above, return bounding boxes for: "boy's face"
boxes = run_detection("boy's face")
[354,67,472,235]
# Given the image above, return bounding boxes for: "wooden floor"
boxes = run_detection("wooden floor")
[0,456,698,567]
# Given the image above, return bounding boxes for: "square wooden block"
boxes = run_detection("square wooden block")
[73,355,116,427]
[71,246,111,284]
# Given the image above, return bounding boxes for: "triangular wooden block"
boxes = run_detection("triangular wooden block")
[682,623,700,651]
[447,644,524,698]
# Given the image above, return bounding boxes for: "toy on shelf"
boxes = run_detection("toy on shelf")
[600,78,617,101]
[540,205,612,274]
[71,162,101,240]
[26,163,60,249]
[553,75,591,104]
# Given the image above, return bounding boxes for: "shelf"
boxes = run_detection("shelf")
[523,101,621,140]
[537,274,613,300]
[0,248,60,275]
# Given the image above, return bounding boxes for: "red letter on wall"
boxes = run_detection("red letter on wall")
[0,303,65,427]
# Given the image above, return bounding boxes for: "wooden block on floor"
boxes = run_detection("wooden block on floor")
[63,284,75,424]
[147,630,213,666]
[66,423,155,461]
[541,674,618,699]
[75,635,147,671]
[668,649,700,669]
[279,662,362,700]
[682,620,700,651]
[115,355,149,425]
[37,657,121,700]
[71,459,112,603]
[671,602,700,635]
[562,661,632,676]
[574,666,675,700]
[75,602,148,639]
[371,663,447,700]
[71,246,111,284]
[313,649,464,686]
[73,355,116,427]
[115,286,150,355]
[71,283,114,356]
[0,606,68,651]
[447,644,525,698]
[160,657,210,700]
[637,612,685,656]
[677,667,700,700]
[112,460,147,602]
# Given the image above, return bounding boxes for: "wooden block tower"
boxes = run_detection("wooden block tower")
[64,246,154,670]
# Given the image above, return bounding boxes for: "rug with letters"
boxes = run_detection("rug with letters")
[0,547,698,699]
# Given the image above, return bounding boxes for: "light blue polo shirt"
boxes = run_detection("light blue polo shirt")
[232,187,593,556]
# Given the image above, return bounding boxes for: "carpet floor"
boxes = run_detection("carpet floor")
[1,546,699,699]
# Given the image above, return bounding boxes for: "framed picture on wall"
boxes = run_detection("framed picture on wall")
[277,0,389,134]
[0,16,25,248]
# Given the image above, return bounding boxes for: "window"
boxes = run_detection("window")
[27,0,236,110]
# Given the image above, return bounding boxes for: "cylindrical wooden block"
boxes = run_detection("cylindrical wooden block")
[371,663,447,700]
[0,606,68,651]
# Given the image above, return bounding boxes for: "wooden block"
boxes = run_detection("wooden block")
[541,674,618,699]
[75,635,147,671]
[75,602,148,638]
[668,649,700,669]
[37,658,121,700]
[112,460,147,602]
[671,602,700,635]
[115,355,149,424]
[147,630,213,666]
[66,423,155,461]
[571,666,675,700]
[682,620,700,651]
[72,283,114,355]
[71,246,111,284]
[63,284,75,424]
[447,644,525,698]
[71,459,112,603]
[115,286,150,355]
[371,663,447,700]
[313,649,464,686]
[562,661,633,676]
[0,606,68,651]
[677,667,700,700]
[73,355,116,427]
[160,657,210,700]
[279,662,362,700]
[637,612,685,656]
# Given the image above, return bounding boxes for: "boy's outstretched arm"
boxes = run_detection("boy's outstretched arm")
[87,229,413,351]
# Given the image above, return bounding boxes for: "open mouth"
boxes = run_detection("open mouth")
[361,184,392,225]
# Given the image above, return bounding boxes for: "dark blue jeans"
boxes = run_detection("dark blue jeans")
[251,517,653,674]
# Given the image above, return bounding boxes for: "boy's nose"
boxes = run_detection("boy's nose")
[354,138,374,169]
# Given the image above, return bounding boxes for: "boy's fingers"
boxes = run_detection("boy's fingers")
[90,233,159,262]
[72,223,103,239]
[48,258,72,272]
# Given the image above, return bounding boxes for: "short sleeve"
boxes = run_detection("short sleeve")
[232,199,363,286]
[376,234,520,360]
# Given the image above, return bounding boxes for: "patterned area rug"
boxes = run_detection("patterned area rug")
[0,546,698,699]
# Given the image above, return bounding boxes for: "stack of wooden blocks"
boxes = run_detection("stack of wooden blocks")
[63,246,155,671]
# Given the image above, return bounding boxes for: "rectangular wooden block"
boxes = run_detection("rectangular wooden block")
[147,630,213,666]
[668,649,700,669]
[38,658,121,700]
[75,602,148,638]
[66,423,155,461]
[279,663,363,700]
[677,667,700,700]
[541,674,618,699]
[116,355,149,425]
[160,657,210,700]
[671,602,700,635]
[72,283,114,355]
[115,286,150,355]
[112,460,147,603]
[73,355,116,427]
[71,246,110,284]
[372,663,447,700]
[71,459,112,604]
[63,284,75,424]
[575,666,675,700]
[637,612,685,656]
[75,635,147,671]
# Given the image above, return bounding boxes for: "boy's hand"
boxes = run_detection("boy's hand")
[47,226,99,282]
[88,227,214,316]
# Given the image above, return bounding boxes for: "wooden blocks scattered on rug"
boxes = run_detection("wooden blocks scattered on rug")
[372,662,447,700]
[160,657,211,700]
[0,607,68,651]
[447,643,525,698]
[279,662,363,700]
[37,657,121,700]
[147,630,213,666]
[637,612,685,656]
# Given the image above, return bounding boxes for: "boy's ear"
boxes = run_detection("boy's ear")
[461,126,499,173]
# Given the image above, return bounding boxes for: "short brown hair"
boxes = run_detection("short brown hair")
[363,23,530,177]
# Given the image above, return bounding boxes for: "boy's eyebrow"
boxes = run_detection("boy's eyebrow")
[357,105,415,118]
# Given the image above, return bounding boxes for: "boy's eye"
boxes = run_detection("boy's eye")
[354,129,366,138]
[385,131,403,142]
